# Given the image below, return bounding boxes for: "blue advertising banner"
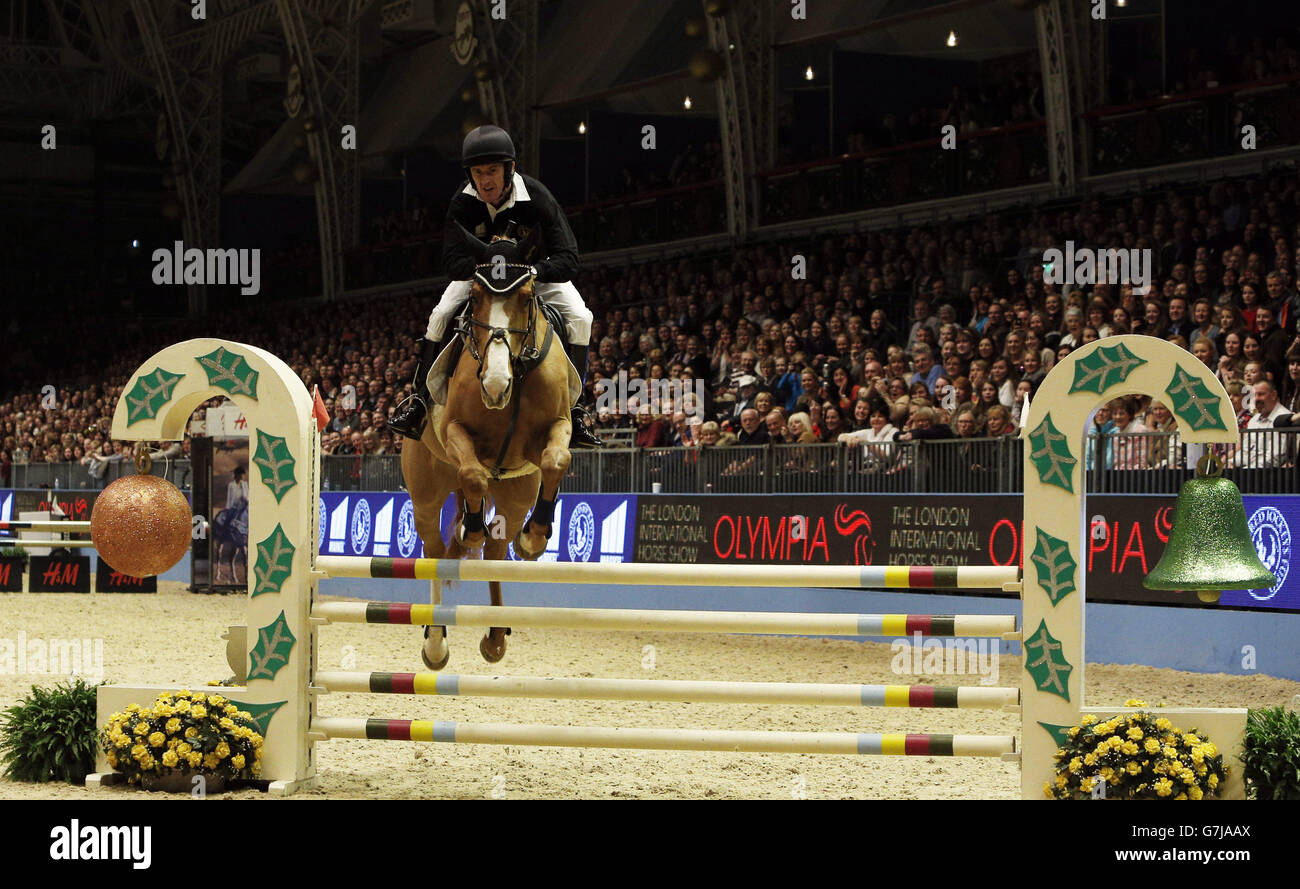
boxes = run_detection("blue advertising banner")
[1219,496,1299,611]
[316,492,637,563]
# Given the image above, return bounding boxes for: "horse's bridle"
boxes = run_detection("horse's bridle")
[456,261,557,479]
[457,263,543,399]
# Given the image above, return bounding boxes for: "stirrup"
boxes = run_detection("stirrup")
[569,406,604,449]
[388,394,429,440]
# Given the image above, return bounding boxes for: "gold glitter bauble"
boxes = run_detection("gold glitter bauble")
[91,474,192,578]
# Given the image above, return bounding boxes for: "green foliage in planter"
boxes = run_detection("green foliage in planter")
[1242,706,1300,800]
[0,678,101,784]
[0,547,29,563]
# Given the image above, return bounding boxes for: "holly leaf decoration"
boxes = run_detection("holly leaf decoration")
[223,699,285,737]
[252,524,295,597]
[1069,342,1146,395]
[1030,527,1077,606]
[1024,619,1073,701]
[1038,722,1076,748]
[1165,366,1227,431]
[1028,414,1077,493]
[247,611,296,681]
[124,367,185,425]
[254,430,297,503]
[197,345,259,399]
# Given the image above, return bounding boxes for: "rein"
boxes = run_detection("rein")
[456,268,556,479]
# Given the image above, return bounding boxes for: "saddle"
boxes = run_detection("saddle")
[428,299,580,407]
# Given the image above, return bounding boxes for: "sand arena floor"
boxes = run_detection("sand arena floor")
[2,582,1296,800]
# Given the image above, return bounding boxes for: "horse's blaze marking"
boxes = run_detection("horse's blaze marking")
[481,297,512,403]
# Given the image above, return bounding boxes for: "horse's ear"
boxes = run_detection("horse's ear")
[455,222,487,260]
[518,224,541,256]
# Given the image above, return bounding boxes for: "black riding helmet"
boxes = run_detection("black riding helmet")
[462,125,516,193]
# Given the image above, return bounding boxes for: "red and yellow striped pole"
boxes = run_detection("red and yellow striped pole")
[315,556,1018,590]
[314,671,1020,709]
[312,717,1016,757]
[311,601,1017,637]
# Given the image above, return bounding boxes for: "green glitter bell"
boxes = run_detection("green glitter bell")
[1144,454,1276,603]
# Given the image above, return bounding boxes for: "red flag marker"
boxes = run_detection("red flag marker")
[312,385,330,433]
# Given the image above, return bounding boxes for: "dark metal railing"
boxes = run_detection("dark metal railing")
[756,121,1049,225]
[1085,73,1300,175]
[5,430,1292,495]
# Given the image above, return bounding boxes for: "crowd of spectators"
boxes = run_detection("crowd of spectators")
[4,168,1300,489]
[1171,32,1300,97]
[841,69,1044,156]
[577,171,1300,472]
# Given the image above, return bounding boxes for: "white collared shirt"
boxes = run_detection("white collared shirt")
[462,172,531,222]
[1244,403,1290,468]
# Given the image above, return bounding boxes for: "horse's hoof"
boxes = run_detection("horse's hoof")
[479,630,507,663]
[421,627,450,671]
[513,527,547,560]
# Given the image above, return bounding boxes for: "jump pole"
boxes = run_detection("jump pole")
[312,601,1017,637]
[311,718,1016,757]
[316,556,1018,590]
[0,521,92,532]
[315,671,1020,709]
[0,539,96,548]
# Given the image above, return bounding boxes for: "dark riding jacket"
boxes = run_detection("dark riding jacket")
[442,172,579,284]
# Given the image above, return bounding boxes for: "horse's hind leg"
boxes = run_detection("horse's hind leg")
[515,419,571,559]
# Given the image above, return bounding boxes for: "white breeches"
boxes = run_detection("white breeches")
[424,280,592,346]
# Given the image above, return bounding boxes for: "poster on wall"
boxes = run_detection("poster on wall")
[208,439,250,590]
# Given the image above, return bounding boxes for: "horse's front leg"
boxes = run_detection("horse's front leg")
[515,418,571,559]
[444,419,491,550]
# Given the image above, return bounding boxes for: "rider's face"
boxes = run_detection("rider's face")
[471,163,507,204]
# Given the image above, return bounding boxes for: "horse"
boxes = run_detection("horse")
[400,227,577,667]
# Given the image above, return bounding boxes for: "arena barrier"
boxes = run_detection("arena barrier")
[87,337,1250,799]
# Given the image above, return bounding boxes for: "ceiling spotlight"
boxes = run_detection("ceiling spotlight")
[1116,0,1127,5]
[804,66,814,81]
[947,30,958,48]
[683,96,693,110]
[578,121,586,135]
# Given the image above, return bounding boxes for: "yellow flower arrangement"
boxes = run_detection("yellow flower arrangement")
[1048,709,1229,800]
[101,690,263,788]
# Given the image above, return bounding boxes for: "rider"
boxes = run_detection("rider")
[388,124,603,449]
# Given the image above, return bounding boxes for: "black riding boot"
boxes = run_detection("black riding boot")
[566,342,603,450]
[388,335,445,440]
